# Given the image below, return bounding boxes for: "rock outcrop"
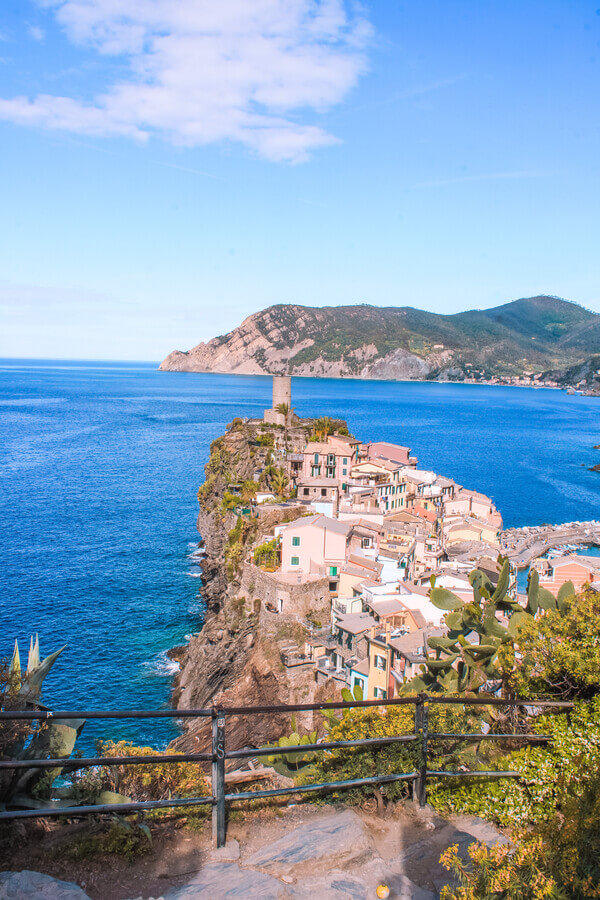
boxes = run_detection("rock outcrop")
[170,418,336,754]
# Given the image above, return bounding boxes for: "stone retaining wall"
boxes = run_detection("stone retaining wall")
[240,562,330,621]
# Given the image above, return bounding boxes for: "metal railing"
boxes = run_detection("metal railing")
[0,695,572,847]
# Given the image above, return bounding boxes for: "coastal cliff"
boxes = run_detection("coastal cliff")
[159,296,600,386]
[170,418,336,753]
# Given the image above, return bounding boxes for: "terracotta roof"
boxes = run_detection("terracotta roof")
[334,612,378,635]
[285,514,350,536]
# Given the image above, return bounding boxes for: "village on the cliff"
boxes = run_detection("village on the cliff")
[224,376,600,702]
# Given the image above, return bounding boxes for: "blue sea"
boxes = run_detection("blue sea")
[1,360,599,750]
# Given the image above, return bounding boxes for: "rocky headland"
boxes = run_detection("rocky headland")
[170,417,336,754]
[160,296,600,390]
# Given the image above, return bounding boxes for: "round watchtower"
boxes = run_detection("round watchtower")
[272,375,291,410]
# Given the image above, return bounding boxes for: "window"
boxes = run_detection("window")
[343,457,348,465]
[374,687,387,699]
[291,556,299,566]
[303,488,309,496]
[311,465,321,477]
[321,488,327,497]
[361,537,371,549]
[329,581,337,592]
[342,468,347,476]
[329,566,338,576]
[313,453,319,464]
[292,536,300,546]
[374,654,386,670]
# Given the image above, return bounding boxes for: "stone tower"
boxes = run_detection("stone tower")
[264,375,292,425]
[272,375,291,410]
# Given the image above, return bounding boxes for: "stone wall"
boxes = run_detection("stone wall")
[240,562,331,621]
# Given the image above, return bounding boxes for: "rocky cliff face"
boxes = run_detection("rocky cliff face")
[170,418,335,754]
[159,297,600,382]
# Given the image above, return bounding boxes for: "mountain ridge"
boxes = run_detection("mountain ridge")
[159,295,600,384]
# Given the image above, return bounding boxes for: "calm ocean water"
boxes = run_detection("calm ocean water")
[1,360,599,749]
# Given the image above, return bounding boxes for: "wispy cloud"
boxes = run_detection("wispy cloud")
[0,0,373,163]
[413,170,557,188]
[28,24,45,41]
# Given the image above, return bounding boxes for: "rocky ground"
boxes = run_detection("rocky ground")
[0,802,507,899]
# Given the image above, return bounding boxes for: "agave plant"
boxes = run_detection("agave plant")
[1,636,85,810]
[407,560,575,696]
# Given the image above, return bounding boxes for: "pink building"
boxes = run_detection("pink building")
[302,435,360,483]
[536,554,600,596]
[444,488,502,528]
[280,515,351,587]
[366,442,417,467]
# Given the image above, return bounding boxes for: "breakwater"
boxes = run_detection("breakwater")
[502,520,600,568]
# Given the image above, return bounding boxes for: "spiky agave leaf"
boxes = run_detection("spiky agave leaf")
[9,640,21,687]
[18,646,66,701]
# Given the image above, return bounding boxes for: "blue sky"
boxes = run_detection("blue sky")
[1,0,599,360]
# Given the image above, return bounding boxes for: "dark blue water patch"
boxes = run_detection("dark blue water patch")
[0,361,599,750]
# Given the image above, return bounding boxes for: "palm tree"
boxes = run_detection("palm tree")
[272,468,289,499]
[311,416,334,442]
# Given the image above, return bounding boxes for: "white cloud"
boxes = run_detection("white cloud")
[28,24,45,40]
[0,0,371,161]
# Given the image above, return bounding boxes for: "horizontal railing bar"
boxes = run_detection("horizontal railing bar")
[0,731,547,771]
[0,795,214,820]
[428,733,550,742]
[225,771,418,802]
[226,734,418,760]
[0,709,212,721]
[0,696,573,722]
[428,770,520,778]
[0,752,213,771]
[424,697,573,708]
[221,697,419,715]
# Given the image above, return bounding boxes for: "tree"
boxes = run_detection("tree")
[240,480,257,504]
[271,468,289,499]
[508,586,600,699]
[311,416,335,441]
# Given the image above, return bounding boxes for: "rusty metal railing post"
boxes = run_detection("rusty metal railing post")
[415,693,429,807]
[413,695,422,803]
[212,707,226,848]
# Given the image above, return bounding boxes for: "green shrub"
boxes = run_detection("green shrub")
[299,703,483,805]
[59,819,152,862]
[430,697,600,829]
[440,758,600,898]
[253,537,280,570]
